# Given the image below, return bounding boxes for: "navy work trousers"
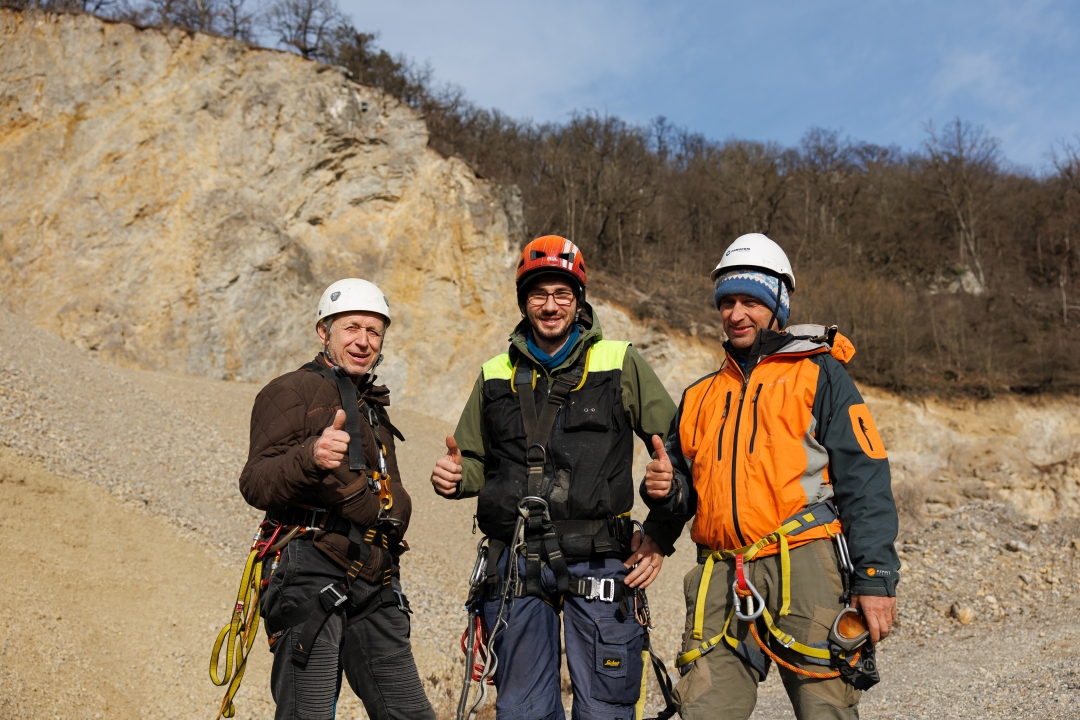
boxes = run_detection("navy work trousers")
[483,552,645,720]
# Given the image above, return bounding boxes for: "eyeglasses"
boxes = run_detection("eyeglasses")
[526,289,577,307]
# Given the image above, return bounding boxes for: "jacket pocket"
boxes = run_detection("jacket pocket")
[716,391,732,461]
[563,377,613,432]
[748,383,763,453]
[592,618,645,704]
[484,384,526,443]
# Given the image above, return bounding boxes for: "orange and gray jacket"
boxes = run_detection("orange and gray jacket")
[642,325,900,596]
[451,305,678,558]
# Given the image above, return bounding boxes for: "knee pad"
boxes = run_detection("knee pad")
[369,649,431,714]
[293,639,339,720]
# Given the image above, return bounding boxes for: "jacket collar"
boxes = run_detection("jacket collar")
[313,353,390,406]
[509,301,602,374]
[725,324,838,377]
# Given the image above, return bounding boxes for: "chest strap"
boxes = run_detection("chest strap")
[513,347,590,598]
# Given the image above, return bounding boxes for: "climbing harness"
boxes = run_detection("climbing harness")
[455,514,678,720]
[513,351,588,598]
[209,361,406,718]
[674,501,877,689]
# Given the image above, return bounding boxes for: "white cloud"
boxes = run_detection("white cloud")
[930,49,1033,114]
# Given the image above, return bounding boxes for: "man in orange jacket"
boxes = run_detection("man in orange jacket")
[642,233,899,720]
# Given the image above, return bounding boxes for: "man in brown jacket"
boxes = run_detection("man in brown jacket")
[240,278,434,720]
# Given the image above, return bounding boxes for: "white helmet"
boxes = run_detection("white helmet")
[711,233,796,293]
[316,279,391,327]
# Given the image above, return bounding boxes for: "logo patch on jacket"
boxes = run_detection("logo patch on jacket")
[603,658,622,668]
[848,404,888,460]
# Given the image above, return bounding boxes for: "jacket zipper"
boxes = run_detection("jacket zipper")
[858,417,875,451]
[729,373,751,546]
[715,391,732,461]
[748,384,763,453]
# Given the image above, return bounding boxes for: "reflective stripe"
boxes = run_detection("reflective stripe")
[481,353,513,381]
[480,339,627,383]
[587,340,630,372]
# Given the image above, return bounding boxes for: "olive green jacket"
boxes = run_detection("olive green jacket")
[449,304,684,553]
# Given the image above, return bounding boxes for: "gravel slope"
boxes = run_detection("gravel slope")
[2,305,1078,718]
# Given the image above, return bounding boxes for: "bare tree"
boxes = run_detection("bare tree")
[1050,137,1080,320]
[221,0,257,40]
[262,0,343,59]
[924,118,1000,292]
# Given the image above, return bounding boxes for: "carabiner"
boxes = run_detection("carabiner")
[517,495,550,520]
[467,538,489,601]
[732,577,766,621]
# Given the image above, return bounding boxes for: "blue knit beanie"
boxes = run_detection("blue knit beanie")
[713,270,790,328]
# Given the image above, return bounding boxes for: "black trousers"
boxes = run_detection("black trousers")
[261,538,435,720]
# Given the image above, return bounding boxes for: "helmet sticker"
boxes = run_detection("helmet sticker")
[330,291,341,301]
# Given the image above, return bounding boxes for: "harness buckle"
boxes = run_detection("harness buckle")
[305,507,328,530]
[320,583,348,608]
[585,577,616,602]
[393,590,412,614]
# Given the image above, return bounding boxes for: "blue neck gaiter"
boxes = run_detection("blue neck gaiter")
[527,324,580,371]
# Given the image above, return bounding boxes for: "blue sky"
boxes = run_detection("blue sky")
[339,1,1079,172]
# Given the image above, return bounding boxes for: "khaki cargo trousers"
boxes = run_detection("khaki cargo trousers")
[673,539,860,720]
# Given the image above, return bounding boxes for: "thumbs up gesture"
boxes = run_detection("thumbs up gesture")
[644,434,674,499]
[431,435,463,497]
[314,409,351,470]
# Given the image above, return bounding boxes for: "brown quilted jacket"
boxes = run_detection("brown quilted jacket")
[239,354,412,571]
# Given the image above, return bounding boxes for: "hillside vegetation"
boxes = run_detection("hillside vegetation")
[12,1,1080,393]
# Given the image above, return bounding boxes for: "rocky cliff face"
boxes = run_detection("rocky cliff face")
[0,8,523,413]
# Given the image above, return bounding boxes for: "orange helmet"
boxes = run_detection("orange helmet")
[516,236,587,299]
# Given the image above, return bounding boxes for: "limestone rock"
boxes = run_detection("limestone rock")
[0,8,522,415]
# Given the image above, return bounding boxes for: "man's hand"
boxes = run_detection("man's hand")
[623,531,664,589]
[314,409,350,470]
[850,594,897,644]
[431,435,463,497]
[644,435,673,499]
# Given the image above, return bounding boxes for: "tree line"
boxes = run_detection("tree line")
[11,0,1080,394]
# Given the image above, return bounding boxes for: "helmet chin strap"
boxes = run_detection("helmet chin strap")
[754,277,785,367]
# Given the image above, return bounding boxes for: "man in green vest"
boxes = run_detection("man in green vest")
[431,236,678,720]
